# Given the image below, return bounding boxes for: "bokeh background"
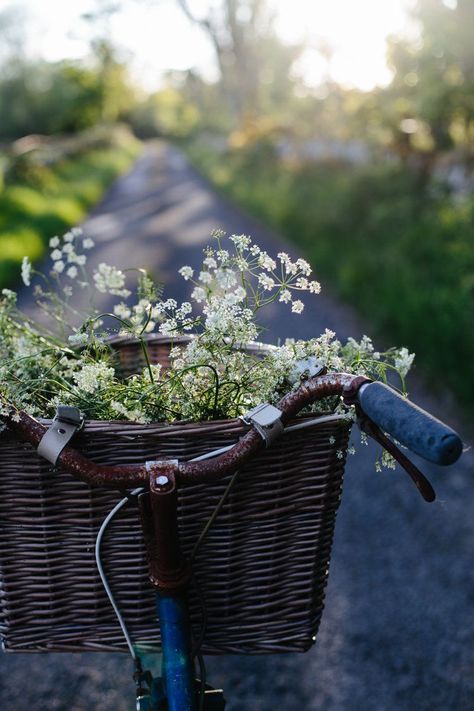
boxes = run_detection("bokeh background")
[1,0,473,407]
[0,1,473,709]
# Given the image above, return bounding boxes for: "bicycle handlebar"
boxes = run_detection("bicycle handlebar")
[356,381,463,465]
[2,373,355,486]
[1,373,463,488]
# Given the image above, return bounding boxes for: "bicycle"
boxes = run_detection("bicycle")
[0,370,463,710]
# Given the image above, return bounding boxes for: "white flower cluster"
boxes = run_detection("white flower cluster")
[178,233,321,316]
[48,228,92,277]
[4,228,415,473]
[93,263,130,298]
[394,347,415,378]
[73,362,115,394]
[21,257,31,286]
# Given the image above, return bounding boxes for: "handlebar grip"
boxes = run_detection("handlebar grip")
[357,382,463,465]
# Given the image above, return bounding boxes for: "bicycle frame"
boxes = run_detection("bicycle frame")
[157,593,196,711]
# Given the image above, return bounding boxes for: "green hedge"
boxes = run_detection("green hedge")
[0,129,141,287]
[186,142,474,411]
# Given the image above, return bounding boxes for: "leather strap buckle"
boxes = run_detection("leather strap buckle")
[241,403,284,447]
[37,406,84,465]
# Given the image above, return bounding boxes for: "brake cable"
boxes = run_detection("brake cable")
[95,412,350,661]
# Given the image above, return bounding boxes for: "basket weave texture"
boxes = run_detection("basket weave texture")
[0,337,351,655]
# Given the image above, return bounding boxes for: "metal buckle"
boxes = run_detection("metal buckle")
[292,357,326,379]
[55,405,84,427]
[241,403,284,447]
[37,406,84,465]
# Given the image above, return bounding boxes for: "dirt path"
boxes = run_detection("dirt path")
[2,142,474,710]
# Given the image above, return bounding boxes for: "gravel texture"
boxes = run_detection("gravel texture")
[2,142,473,710]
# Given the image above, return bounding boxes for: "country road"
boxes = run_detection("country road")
[2,141,474,710]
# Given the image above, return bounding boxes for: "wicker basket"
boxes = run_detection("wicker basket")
[108,333,273,378]
[0,336,351,655]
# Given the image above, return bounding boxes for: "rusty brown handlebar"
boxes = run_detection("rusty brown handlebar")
[0,373,359,488]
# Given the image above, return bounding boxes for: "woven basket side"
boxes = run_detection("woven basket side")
[0,416,350,654]
[110,334,272,378]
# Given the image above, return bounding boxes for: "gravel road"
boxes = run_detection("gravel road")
[2,142,473,710]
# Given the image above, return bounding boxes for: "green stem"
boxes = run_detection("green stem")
[139,337,155,383]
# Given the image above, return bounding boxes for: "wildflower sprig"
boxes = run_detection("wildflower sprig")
[179,230,321,319]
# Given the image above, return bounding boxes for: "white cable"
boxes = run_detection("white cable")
[95,411,352,658]
[95,446,242,659]
[95,487,143,660]
[284,413,351,432]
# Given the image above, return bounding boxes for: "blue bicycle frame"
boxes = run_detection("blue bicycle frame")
[157,592,196,711]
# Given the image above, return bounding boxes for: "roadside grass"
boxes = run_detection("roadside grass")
[0,134,141,288]
[186,142,474,411]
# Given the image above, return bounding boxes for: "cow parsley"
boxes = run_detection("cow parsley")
[0,228,415,470]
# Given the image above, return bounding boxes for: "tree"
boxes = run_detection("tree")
[81,3,136,123]
[0,1,135,139]
[129,78,201,139]
[176,0,301,126]
[0,55,135,140]
[386,0,474,154]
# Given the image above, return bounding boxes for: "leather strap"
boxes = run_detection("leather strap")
[37,406,84,465]
[241,403,284,447]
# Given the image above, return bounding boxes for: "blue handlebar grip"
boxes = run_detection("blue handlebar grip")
[357,382,463,465]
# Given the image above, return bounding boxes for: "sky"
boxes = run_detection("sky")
[0,0,419,92]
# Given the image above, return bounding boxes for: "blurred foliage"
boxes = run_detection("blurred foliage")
[0,126,141,287]
[0,40,135,140]
[186,141,474,410]
[179,0,474,410]
[177,0,303,126]
[130,85,201,139]
[386,0,474,152]
[173,0,474,173]
[1,0,474,153]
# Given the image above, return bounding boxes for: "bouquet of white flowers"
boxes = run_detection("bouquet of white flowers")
[0,227,414,468]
